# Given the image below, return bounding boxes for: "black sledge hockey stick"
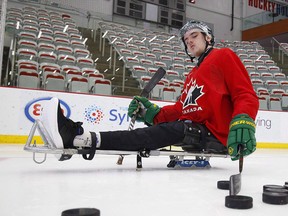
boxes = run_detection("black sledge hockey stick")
[116,67,166,169]
[229,144,244,195]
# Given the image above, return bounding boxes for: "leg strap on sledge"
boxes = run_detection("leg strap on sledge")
[82,132,97,160]
[60,132,98,161]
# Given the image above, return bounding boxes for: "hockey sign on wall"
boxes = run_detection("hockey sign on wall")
[248,0,288,17]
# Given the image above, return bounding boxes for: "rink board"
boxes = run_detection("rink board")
[0,87,288,148]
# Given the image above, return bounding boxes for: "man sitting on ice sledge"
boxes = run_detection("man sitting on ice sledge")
[40,20,259,161]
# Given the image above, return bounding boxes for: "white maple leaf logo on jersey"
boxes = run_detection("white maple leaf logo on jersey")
[183,79,204,108]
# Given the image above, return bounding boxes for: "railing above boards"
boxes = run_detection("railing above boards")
[271,37,288,64]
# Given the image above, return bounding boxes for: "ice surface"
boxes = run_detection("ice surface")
[0,145,288,216]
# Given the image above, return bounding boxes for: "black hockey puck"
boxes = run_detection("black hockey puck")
[61,208,100,216]
[225,195,253,209]
[264,187,288,194]
[262,192,288,205]
[217,180,230,190]
[263,184,285,191]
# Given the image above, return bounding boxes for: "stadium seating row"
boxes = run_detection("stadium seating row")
[16,59,111,95]
[17,69,112,95]
[259,95,288,111]
[5,10,287,108]
[4,7,111,96]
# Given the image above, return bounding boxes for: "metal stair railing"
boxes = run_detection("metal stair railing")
[271,37,288,64]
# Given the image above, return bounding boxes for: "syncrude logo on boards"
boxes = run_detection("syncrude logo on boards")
[84,105,104,124]
[84,105,131,126]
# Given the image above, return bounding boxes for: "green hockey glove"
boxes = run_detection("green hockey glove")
[227,114,256,161]
[128,96,160,125]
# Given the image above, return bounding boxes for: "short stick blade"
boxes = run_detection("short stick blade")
[230,173,241,195]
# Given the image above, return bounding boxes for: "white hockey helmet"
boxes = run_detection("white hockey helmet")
[179,20,215,58]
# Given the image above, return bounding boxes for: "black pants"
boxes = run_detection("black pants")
[99,121,185,151]
[99,121,227,153]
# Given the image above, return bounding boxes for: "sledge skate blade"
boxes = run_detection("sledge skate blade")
[170,159,211,169]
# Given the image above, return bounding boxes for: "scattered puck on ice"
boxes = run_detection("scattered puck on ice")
[263,184,286,191]
[61,208,100,216]
[262,192,288,205]
[263,187,288,194]
[225,195,253,209]
[217,180,230,190]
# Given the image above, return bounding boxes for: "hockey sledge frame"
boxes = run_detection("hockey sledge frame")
[24,120,230,168]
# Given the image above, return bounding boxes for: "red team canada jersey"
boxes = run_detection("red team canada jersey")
[154,48,259,146]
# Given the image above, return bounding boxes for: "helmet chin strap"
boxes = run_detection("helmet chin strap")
[187,41,213,67]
